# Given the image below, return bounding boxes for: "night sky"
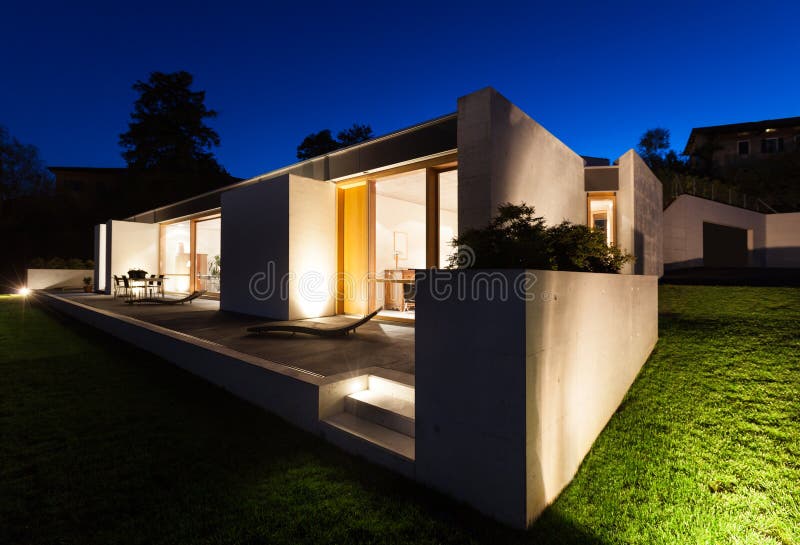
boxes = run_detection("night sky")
[2,0,798,179]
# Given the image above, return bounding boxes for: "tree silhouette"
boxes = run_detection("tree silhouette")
[119,71,224,174]
[337,123,374,146]
[296,123,373,160]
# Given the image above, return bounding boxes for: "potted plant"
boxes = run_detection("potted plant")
[208,255,221,292]
[83,276,93,293]
[128,268,147,280]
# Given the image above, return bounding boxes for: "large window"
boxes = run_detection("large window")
[195,217,221,294]
[159,214,221,295]
[587,194,616,246]
[438,169,458,268]
[162,221,191,293]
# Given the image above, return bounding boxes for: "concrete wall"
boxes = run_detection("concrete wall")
[415,269,658,528]
[288,175,337,319]
[27,269,93,290]
[616,151,664,276]
[457,87,586,232]
[93,223,107,291]
[106,220,159,293]
[765,212,800,267]
[663,195,767,270]
[221,174,291,318]
[631,152,664,276]
[221,174,336,320]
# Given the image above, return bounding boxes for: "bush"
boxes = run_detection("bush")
[46,257,67,269]
[449,203,633,273]
[29,257,92,269]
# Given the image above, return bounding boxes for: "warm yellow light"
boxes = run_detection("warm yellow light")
[18,287,31,296]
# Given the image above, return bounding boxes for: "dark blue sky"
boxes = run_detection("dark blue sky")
[2,1,798,178]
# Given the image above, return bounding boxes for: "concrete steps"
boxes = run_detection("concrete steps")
[321,373,415,461]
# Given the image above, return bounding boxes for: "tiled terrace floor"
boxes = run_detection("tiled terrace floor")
[53,293,414,377]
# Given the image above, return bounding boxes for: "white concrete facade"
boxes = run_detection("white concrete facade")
[663,194,800,269]
[27,269,94,290]
[415,269,658,528]
[221,174,336,320]
[104,220,159,294]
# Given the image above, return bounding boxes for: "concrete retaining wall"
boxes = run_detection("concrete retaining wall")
[765,212,800,267]
[663,195,767,269]
[27,269,93,290]
[415,269,658,528]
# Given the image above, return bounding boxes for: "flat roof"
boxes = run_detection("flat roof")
[125,112,458,224]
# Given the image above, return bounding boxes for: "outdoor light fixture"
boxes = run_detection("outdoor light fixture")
[18,287,31,296]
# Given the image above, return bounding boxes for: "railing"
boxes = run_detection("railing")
[664,175,777,213]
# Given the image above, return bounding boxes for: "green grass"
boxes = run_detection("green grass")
[1,286,798,544]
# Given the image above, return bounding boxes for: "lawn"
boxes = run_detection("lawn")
[0,286,798,544]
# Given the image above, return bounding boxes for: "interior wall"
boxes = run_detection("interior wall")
[457,87,586,233]
[375,194,427,273]
[107,220,159,284]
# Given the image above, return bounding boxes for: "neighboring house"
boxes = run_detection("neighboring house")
[49,166,128,200]
[684,116,800,170]
[93,87,663,321]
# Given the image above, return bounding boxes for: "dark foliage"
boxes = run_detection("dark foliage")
[296,123,373,160]
[449,203,632,273]
[0,125,53,203]
[119,71,223,173]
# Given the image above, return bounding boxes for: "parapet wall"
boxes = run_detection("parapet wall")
[415,269,658,527]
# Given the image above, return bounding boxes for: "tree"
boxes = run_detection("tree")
[119,71,224,174]
[296,129,340,160]
[637,127,672,169]
[337,123,374,146]
[0,125,53,203]
[296,123,373,160]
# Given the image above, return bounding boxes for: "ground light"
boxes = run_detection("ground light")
[18,287,31,296]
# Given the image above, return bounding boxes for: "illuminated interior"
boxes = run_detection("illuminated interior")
[160,214,221,295]
[195,217,221,294]
[371,166,458,320]
[162,220,191,293]
[588,195,615,245]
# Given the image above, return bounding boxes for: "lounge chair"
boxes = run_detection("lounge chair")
[125,290,207,305]
[247,307,383,337]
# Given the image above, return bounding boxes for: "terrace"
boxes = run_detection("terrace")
[49,292,415,378]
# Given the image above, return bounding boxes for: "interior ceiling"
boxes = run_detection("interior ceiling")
[375,168,458,212]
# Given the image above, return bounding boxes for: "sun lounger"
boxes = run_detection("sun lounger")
[247,307,383,337]
[126,290,207,305]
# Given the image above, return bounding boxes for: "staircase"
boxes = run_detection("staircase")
[322,374,415,461]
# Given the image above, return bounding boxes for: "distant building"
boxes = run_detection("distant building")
[683,116,800,169]
[49,166,127,204]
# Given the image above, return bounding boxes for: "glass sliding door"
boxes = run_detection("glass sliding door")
[438,169,458,268]
[161,221,191,293]
[374,168,427,320]
[195,217,221,295]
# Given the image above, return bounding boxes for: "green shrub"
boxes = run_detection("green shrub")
[449,202,633,273]
[46,257,66,269]
[28,257,46,268]
[67,258,86,270]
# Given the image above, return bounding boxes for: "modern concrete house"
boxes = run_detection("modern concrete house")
[46,87,664,528]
